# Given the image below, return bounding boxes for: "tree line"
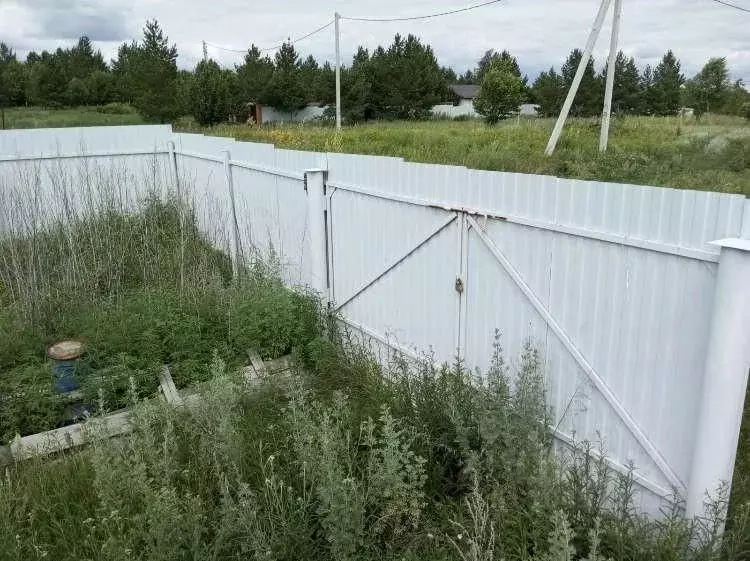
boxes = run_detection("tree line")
[0,20,748,126]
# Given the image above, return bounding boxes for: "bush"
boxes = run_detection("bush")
[0,194,323,441]
[2,334,747,561]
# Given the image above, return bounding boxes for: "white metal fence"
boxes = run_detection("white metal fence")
[1,125,749,518]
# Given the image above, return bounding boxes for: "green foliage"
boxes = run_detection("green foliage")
[0,105,144,128]
[2,329,747,561]
[263,42,307,115]
[561,48,602,117]
[684,57,731,117]
[473,62,524,124]
[343,35,446,122]
[532,67,566,117]
[192,58,231,126]
[192,116,750,196]
[611,51,643,115]
[648,50,685,116]
[0,194,323,441]
[235,45,275,105]
[94,101,137,115]
[128,20,179,123]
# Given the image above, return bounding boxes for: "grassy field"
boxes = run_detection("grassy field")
[189,115,750,195]
[2,107,748,194]
[1,105,145,129]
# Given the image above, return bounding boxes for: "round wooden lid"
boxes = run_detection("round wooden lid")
[48,340,85,360]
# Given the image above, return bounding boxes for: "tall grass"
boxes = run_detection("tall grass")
[2,105,145,129]
[1,333,748,561]
[0,156,323,441]
[187,115,750,195]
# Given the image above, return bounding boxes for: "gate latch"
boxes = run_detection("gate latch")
[455,277,464,294]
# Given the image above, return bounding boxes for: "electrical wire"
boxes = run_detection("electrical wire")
[711,0,750,12]
[205,19,334,54]
[341,0,505,22]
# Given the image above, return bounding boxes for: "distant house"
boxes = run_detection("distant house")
[245,102,329,125]
[431,85,539,119]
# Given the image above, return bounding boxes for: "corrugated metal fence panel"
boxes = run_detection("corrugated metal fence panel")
[230,141,281,271]
[0,125,172,156]
[272,149,324,286]
[327,154,463,361]
[171,133,236,253]
[3,128,749,514]
[323,155,749,510]
[0,127,174,237]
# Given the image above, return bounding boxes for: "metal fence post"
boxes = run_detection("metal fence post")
[223,150,241,279]
[305,168,328,301]
[168,140,180,197]
[687,238,750,518]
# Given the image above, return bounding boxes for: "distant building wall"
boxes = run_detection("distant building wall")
[431,100,540,119]
[260,105,328,124]
[431,99,478,118]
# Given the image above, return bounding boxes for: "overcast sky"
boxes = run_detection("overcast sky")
[0,0,748,81]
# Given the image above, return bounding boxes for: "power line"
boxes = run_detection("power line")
[711,0,750,12]
[341,0,505,22]
[206,19,334,55]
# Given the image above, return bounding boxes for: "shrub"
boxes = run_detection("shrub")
[1,334,749,561]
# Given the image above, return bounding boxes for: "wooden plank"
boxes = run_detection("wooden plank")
[1,355,293,465]
[158,365,183,406]
[246,349,268,379]
[7,410,133,462]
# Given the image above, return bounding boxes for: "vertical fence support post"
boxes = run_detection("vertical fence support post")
[168,140,180,196]
[687,238,750,518]
[223,150,241,280]
[305,167,328,302]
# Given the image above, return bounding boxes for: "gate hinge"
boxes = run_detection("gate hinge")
[455,277,464,294]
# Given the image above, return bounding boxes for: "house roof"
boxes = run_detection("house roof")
[451,84,479,99]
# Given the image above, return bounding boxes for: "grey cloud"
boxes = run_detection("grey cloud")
[24,0,131,41]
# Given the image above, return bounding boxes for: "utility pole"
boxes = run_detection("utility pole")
[599,0,622,152]
[202,40,208,61]
[545,0,613,155]
[335,12,342,130]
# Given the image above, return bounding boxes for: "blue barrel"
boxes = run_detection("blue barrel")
[48,341,85,394]
[52,359,80,392]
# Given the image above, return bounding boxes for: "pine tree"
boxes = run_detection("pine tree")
[604,51,642,114]
[263,42,305,115]
[561,49,602,117]
[532,67,566,117]
[649,50,684,116]
[192,59,230,126]
[235,46,274,106]
[126,20,179,122]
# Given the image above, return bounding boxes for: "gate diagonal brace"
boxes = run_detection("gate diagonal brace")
[466,215,684,492]
[335,213,458,312]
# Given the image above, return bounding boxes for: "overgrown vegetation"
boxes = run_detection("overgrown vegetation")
[1,331,748,561]
[0,105,144,128]
[190,116,750,195]
[0,185,321,442]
